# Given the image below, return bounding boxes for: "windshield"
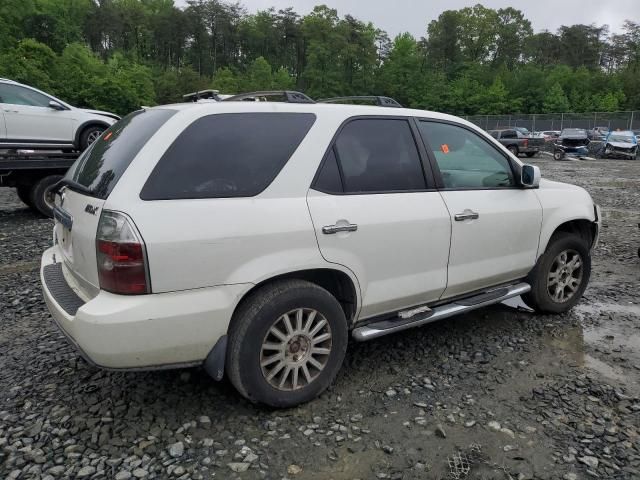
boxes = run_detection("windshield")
[607,133,636,143]
[562,129,587,136]
[66,109,176,199]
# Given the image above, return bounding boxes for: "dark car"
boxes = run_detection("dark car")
[488,128,544,157]
[554,129,590,160]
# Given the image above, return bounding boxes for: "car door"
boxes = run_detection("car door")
[0,108,6,140]
[307,117,452,320]
[416,119,543,299]
[0,83,74,143]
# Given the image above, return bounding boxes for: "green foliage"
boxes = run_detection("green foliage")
[0,1,639,116]
[212,67,239,93]
[543,83,571,113]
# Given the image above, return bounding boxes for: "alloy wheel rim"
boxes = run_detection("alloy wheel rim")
[547,249,583,303]
[87,130,102,145]
[260,308,332,391]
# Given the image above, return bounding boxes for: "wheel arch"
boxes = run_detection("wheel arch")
[230,268,361,330]
[540,218,598,256]
[73,120,111,149]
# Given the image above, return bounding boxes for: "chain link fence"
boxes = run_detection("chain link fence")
[465,111,640,132]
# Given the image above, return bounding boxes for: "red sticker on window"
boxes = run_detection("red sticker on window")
[441,144,450,154]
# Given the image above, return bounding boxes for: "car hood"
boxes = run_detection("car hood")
[606,141,636,148]
[538,178,586,193]
[78,108,120,120]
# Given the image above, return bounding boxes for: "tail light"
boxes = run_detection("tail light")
[523,139,529,148]
[96,210,150,295]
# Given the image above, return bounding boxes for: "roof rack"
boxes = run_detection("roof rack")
[223,91,315,104]
[183,89,221,102]
[318,96,402,108]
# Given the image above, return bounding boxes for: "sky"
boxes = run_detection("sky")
[178,0,636,38]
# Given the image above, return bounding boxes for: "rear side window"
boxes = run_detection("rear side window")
[68,109,176,199]
[140,113,316,200]
[319,118,426,194]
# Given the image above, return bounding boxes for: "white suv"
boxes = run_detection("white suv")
[41,92,600,407]
[0,78,119,151]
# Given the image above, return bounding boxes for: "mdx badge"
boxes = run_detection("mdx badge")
[85,205,99,215]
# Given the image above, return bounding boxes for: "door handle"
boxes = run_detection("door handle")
[322,223,358,234]
[454,210,480,221]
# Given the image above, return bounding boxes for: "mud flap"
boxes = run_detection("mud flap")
[203,335,227,381]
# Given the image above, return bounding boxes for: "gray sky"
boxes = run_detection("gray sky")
[179,0,636,38]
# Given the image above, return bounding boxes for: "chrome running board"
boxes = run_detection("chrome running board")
[352,282,531,342]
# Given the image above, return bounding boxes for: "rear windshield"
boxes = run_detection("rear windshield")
[66,109,176,199]
[140,112,316,200]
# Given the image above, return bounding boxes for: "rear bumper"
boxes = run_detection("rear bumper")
[41,245,250,369]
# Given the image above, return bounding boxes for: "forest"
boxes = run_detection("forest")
[0,0,639,116]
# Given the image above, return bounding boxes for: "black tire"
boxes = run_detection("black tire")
[226,279,348,408]
[522,232,591,314]
[79,125,106,151]
[16,185,34,208]
[30,175,63,218]
[553,150,564,161]
[525,152,537,158]
[507,145,519,157]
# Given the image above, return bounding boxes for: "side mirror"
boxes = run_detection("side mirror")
[521,164,541,188]
[49,100,64,110]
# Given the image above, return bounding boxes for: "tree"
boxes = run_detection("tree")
[493,8,532,69]
[0,39,58,91]
[543,83,571,113]
[377,33,422,106]
[212,66,239,93]
[241,56,272,91]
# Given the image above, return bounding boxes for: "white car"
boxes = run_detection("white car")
[0,78,119,151]
[41,93,601,407]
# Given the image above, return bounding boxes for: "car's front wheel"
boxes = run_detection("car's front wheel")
[522,232,591,314]
[226,280,348,408]
[79,125,106,151]
[553,150,564,161]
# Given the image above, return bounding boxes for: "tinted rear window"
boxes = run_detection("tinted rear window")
[140,113,316,200]
[67,109,176,199]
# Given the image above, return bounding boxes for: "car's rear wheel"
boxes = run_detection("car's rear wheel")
[553,150,564,161]
[30,175,63,218]
[507,145,519,156]
[79,125,106,151]
[226,279,348,408]
[522,232,591,314]
[16,185,34,208]
[525,152,537,158]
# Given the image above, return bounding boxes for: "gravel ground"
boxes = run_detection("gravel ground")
[1,156,639,480]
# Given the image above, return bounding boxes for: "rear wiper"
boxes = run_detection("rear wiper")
[51,178,93,196]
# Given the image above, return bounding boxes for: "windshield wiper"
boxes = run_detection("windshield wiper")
[51,178,93,196]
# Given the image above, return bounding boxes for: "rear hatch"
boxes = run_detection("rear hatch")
[54,108,176,298]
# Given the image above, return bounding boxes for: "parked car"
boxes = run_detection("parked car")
[488,128,544,157]
[0,78,119,151]
[554,128,590,160]
[41,92,600,407]
[601,130,638,160]
[588,126,609,141]
[542,130,561,142]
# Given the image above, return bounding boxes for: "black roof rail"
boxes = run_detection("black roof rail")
[223,91,315,104]
[318,96,402,107]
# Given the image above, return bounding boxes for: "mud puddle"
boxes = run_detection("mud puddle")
[548,301,640,393]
